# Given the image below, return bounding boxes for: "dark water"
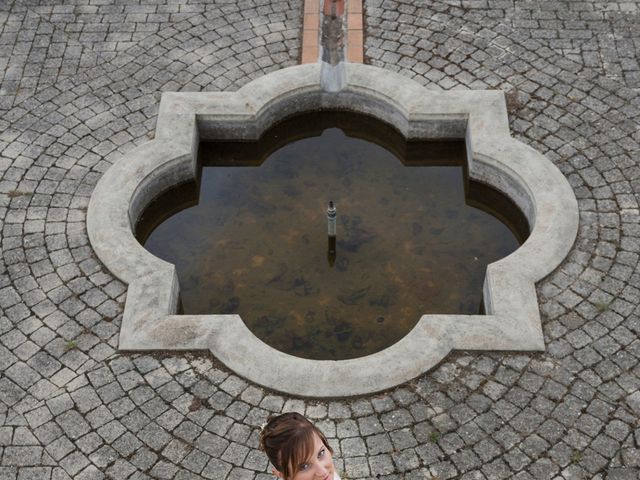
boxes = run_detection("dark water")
[137,112,528,360]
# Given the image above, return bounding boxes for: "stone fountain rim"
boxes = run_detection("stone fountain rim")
[87,63,579,397]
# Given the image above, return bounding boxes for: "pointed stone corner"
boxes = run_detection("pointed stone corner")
[87,64,579,397]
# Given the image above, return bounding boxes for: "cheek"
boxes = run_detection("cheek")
[293,470,313,480]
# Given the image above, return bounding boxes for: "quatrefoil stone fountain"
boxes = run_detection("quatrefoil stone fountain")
[87,64,578,397]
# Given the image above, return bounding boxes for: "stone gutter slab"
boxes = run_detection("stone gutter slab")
[302,0,364,64]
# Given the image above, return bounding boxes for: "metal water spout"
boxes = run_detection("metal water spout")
[327,200,337,266]
[320,0,346,92]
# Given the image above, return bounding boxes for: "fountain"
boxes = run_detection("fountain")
[87,24,578,395]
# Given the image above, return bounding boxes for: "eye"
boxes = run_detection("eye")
[300,463,310,471]
[318,448,325,458]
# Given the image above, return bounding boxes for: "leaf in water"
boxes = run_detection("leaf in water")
[336,257,349,272]
[251,256,265,267]
[334,322,352,342]
[220,296,240,314]
[455,263,471,274]
[265,264,288,286]
[213,278,235,295]
[283,185,301,198]
[256,314,286,334]
[289,276,316,297]
[337,226,377,253]
[338,285,371,305]
[369,292,396,308]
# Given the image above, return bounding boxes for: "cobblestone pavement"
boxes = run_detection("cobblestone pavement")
[1,0,640,478]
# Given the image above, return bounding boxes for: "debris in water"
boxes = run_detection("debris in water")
[334,322,352,342]
[265,264,288,286]
[256,314,285,334]
[338,285,370,305]
[336,257,349,272]
[337,226,377,252]
[220,296,240,314]
[289,276,316,296]
[370,294,396,308]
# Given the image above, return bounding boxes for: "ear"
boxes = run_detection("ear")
[272,467,284,479]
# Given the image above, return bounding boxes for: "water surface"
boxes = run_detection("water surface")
[137,113,528,360]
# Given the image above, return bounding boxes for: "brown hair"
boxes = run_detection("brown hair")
[259,412,333,479]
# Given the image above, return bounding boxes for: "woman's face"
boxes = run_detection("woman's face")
[273,432,335,480]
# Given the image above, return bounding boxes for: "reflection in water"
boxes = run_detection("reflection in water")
[136,112,529,360]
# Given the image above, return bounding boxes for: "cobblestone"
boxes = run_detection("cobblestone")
[2,0,640,478]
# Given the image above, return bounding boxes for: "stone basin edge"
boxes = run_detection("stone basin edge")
[87,63,579,397]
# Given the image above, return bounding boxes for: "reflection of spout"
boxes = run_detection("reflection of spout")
[328,238,336,267]
[327,201,337,267]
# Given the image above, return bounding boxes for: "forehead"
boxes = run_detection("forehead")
[310,432,324,452]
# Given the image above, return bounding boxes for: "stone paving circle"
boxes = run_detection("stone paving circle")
[1,0,640,479]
